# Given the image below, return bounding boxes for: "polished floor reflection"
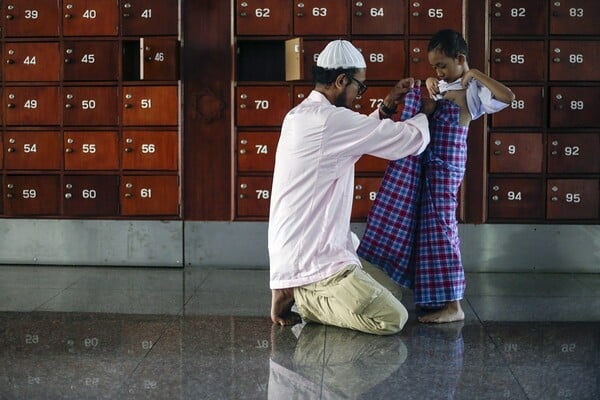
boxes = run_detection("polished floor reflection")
[0,265,598,399]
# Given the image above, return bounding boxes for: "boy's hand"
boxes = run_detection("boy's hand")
[425,77,440,98]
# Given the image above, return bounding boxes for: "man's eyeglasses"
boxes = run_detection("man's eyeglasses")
[347,75,368,96]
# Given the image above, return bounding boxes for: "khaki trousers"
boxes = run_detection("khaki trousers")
[294,264,408,335]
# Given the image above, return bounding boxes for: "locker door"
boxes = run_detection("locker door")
[550,87,600,128]
[3,1,61,37]
[64,131,119,170]
[4,131,61,170]
[351,177,382,219]
[141,38,179,81]
[490,41,545,82]
[5,86,61,126]
[120,175,179,216]
[63,41,119,81]
[549,41,600,81]
[122,131,178,171]
[237,176,272,218]
[122,86,178,126]
[353,40,406,81]
[237,132,279,173]
[5,175,60,216]
[491,86,544,128]
[63,175,119,216]
[293,0,348,35]
[351,86,389,116]
[491,0,547,36]
[547,134,600,174]
[550,0,597,35]
[351,0,405,35]
[4,42,61,82]
[236,0,292,35]
[236,86,290,127]
[489,133,543,174]
[408,40,432,82]
[355,156,388,173]
[63,87,119,126]
[547,179,599,220]
[63,0,119,36]
[488,178,544,219]
[121,0,179,35]
[408,0,463,35]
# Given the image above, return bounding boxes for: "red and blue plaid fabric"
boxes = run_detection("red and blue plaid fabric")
[358,87,468,308]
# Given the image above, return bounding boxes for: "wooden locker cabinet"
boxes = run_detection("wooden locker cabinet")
[408,0,463,35]
[63,87,119,126]
[351,0,405,35]
[63,41,120,81]
[236,176,272,218]
[4,175,61,216]
[549,87,600,128]
[4,86,61,126]
[549,0,597,35]
[236,0,292,36]
[63,175,119,216]
[3,1,61,37]
[490,0,547,36]
[4,42,61,81]
[4,131,61,170]
[490,40,546,81]
[546,179,599,220]
[62,0,119,36]
[64,131,119,170]
[351,177,382,219]
[488,178,544,220]
[236,132,279,173]
[547,134,600,174]
[236,86,290,127]
[120,175,179,216]
[353,40,406,81]
[122,131,179,171]
[549,41,600,81]
[491,86,544,128]
[121,0,179,36]
[293,0,348,36]
[122,86,179,126]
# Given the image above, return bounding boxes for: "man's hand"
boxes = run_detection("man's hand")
[381,78,421,115]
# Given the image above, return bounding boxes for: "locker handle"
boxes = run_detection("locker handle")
[239,12,247,17]
[355,11,363,17]
[64,13,73,19]
[6,59,15,64]
[65,148,74,153]
[7,147,15,153]
[5,14,14,20]
[552,57,561,63]
[125,193,133,198]
[6,193,13,199]
[493,150,501,155]
[124,147,133,152]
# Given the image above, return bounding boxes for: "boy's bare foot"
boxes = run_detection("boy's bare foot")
[271,288,301,326]
[418,300,464,324]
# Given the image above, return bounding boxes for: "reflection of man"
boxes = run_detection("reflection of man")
[268,323,407,399]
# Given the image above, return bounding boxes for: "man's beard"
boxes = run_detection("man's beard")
[333,88,351,109]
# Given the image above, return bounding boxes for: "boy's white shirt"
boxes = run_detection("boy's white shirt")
[433,78,509,120]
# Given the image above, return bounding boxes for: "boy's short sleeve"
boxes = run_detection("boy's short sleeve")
[466,80,509,120]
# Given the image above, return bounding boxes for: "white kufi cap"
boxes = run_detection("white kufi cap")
[316,40,366,69]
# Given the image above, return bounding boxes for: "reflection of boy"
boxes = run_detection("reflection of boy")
[358,29,514,323]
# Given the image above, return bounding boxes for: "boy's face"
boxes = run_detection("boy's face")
[428,49,466,82]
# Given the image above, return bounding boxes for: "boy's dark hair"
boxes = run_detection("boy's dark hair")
[312,66,359,85]
[428,29,468,59]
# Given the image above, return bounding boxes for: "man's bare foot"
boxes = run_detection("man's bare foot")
[271,288,301,326]
[418,301,464,324]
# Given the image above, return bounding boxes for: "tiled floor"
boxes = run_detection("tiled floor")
[0,265,598,399]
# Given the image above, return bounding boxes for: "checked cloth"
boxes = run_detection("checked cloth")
[358,87,468,308]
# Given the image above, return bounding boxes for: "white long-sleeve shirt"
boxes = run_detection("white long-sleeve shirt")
[433,78,509,120]
[269,90,430,289]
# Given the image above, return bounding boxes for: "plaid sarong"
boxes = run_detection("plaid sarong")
[358,87,467,308]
